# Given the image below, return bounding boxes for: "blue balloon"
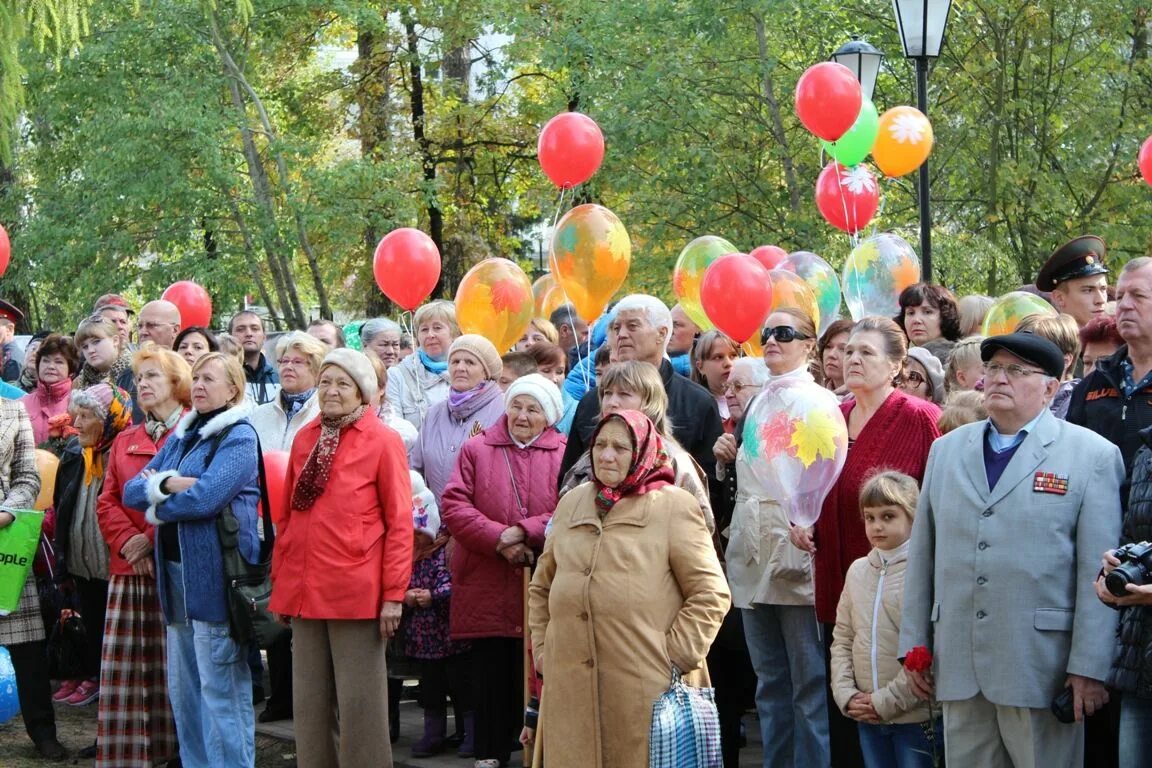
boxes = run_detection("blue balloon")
[0,647,18,724]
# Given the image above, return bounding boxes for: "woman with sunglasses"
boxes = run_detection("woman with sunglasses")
[790,316,941,767]
[719,307,832,767]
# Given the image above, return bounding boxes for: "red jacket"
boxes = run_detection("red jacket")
[97,421,177,577]
[440,416,565,639]
[813,390,940,623]
[270,410,414,620]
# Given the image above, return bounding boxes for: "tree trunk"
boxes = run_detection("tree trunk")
[404,15,445,297]
[358,22,397,318]
[753,12,800,212]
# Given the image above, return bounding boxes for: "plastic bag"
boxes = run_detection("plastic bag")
[0,509,44,615]
[649,667,721,768]
[0,647,18,724]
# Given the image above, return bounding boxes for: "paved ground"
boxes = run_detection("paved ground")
[0,691,765,767]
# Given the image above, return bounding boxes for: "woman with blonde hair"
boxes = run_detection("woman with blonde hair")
[559,360,713,531]
[516,317,559,351]
[73,316,136,403]
[124,352,261,768]
[95,344,191,767]
[957,295,994,337]
[387,300,461,430]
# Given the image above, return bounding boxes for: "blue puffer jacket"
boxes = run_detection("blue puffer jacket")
[123,403,260,623]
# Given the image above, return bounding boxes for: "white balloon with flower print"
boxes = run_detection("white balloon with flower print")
[740,378,849,527]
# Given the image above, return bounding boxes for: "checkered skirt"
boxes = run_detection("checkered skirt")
[95,574,177,768]
[0,578,45,645]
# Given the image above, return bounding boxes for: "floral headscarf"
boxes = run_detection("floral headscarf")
[590,410,675,516]
[70,383,133,484]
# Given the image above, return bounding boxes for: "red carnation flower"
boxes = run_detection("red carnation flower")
[904,645,933,673]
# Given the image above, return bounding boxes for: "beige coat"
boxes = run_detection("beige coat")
[830,544,932,724]
[528,483,730,768]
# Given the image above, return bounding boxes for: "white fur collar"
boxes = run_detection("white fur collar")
[174,401,254,439]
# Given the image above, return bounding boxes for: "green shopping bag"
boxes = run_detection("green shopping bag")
[0,509,44,615]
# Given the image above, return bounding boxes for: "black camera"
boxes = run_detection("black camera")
[1106,542,1152,597]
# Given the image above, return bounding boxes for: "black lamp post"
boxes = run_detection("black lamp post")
[892,0,952,282]
[830,37,884,104]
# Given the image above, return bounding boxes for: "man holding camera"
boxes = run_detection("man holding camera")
[901,333,1124,767]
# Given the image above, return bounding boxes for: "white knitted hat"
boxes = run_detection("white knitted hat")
[505,373,563,427]
[320,348,378,404]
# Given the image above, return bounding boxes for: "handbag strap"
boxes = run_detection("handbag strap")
[501,447,525,513]
[205,423,275,561]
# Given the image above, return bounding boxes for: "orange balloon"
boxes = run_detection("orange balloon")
[538,284,565,319]
[33,449,58,511]
[767,270,821,331]
[741,336,764,358]
[455,258,535,352]
[532,274,555,314]
[873,106,933,178]
[550,204,631,322]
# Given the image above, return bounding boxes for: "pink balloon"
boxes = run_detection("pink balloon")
[749,245,788,272]
[538,112,606,188]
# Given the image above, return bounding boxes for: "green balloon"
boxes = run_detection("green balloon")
[821,99,879,168]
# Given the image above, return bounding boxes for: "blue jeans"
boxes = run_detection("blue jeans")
[1120,694,1152,765]
[742,604,829,768]
[164,561,254,768]
[858,720,943,768]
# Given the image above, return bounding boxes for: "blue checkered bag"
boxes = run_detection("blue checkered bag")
[649,666,721,768]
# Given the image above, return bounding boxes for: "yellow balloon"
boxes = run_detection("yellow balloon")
[767,270,821,332]
[33,449,58,511]
[873,106,934,178]
[550,204,631,322]
[532,274,556,315]
[455,258,535,352]
[741,336,764,359]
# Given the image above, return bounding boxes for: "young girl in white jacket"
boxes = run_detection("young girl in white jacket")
[830,471,942,767]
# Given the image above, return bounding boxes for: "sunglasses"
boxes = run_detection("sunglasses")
[761,326,811,345]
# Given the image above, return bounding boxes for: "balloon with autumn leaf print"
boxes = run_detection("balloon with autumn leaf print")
[549,204,632,323]
[779,251,843,335]
[673,235,740,331]
[741,378,848,527]
[454,258,535,352]
[842,233,922,321]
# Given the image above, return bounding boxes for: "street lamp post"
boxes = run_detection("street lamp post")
[892,0,952,283]
[830,38,884,104]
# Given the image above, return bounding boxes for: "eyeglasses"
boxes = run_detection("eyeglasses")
[139,321,177,331]
[277,357,310,368]
[724,380,762,394]
[982,362,1048,380]
[902,372,926,386]
[761,326,811,345]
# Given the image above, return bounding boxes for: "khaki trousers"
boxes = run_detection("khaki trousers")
[943,692,1083,768]
[292,618,392,768]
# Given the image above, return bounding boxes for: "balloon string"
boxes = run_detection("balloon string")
[835,165,858,251]
[870,178,889,240]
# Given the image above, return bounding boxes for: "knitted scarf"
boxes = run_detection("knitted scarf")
[446,380,501,422]
[418,348,449,374]
[74,349,132,391]
[290,405,368,510]
[591,410,675,517]
[17,367,36,393]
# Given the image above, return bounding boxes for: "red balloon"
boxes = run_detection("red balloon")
[749,245,788,272]
[815,162,880,235]
[700,253,774,343]
[161,281,212,329]
[794,62,863,142]
[0,224,10,278]
[262,449,290,527]
[1140,136,1152,187]
[538,112,605,188]
[374,228,441,312]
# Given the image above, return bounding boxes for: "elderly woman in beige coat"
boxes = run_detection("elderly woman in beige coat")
[529,410,729,768]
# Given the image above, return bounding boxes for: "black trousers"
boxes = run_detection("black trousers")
[419,652,471,712]
[707,607,755,768]
[470,638,523,765]
[9,640,56,744]
[264,629,294,716]
[823,622,864,768]
[73,576,107,681]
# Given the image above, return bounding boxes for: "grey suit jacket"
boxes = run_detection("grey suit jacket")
[899,410,1123,708]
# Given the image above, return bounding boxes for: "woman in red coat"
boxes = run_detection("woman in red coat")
[95,343,190,768]
[441,373,566,768]
[270,349,413,768]
[792,316,941,767]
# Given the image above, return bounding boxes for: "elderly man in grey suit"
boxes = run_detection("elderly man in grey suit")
[900,332,1124,767]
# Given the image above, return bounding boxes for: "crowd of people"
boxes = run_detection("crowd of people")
[0,232,1148,768]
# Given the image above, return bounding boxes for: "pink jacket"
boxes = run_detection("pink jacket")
[21,378,72,446]
[440,416,565,639]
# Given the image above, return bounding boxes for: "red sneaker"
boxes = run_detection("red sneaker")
[51,680,80,703]
[65,680,99,706]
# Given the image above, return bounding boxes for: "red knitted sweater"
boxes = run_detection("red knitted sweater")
[813,389,941,623]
